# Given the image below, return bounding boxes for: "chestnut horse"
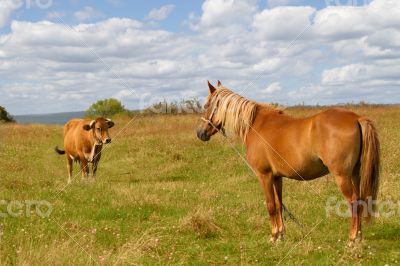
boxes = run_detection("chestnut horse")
[197,81,380,243]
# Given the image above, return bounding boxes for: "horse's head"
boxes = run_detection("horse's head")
[196,80,224,141]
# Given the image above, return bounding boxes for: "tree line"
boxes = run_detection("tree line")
[85,98,203,118]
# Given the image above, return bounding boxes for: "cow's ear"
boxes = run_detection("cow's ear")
[83,120,95,131]
[106,119,115,128]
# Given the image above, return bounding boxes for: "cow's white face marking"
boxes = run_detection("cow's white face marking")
[86,143,103,162]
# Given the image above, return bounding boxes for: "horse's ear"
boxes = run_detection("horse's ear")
[208,80,216,95]
[217,80,222,87]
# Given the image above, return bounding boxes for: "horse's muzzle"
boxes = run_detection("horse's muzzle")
[197,129,210,141]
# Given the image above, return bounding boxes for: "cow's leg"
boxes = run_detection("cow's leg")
[80,158,89,180]
[66,156,73,184]
[273,176,285,240]
[92,154,101,180]
[256,171,279,243]
[92,161,97,180]
[334,174,362,243]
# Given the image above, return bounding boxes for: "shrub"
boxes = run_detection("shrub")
[85,98,129,118]
[0,106,15,123]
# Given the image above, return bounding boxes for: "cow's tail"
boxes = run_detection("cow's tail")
[358,117,380,222]
[55,146,65,155]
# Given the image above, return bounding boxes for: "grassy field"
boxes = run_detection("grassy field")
[0,106,399,265]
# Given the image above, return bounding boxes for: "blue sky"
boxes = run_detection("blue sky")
[0,0,398,115]
[3,0,204,34]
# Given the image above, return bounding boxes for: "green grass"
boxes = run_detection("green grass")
[0,107,399,265]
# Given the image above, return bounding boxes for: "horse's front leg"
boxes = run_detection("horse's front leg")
[274,176,285,240]
[257,171,279,242]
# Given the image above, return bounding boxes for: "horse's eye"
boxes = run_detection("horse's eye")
[97,128,101,131]
[204,104,209,109]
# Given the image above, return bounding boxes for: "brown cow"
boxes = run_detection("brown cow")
[55,117,115,183]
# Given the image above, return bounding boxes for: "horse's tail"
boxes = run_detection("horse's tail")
[55,146,65,155]
[358,117,380,221]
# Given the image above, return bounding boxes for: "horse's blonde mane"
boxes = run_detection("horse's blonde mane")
[209,87,260,141]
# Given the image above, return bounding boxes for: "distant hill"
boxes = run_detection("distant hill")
[14,111,85,125]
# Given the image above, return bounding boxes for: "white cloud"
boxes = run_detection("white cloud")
[1,0,400,114]
[253,58,283,74]
[263,82,283,94]
[322,62,400,86]
[313,0,400,40]
[147,4,175,21]
[113,89,137,100]
[367,29,400,50]
[322,64,373,85]
[288,82,400,105]
[253,6,315,40]
[191,0,258,31]
[0,0,21,28]
[74,6,104,21]
[313,6,374,40]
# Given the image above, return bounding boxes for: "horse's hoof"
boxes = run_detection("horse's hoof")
[269,236,278,243]
[348,231,362,246]
[277,234,285,241]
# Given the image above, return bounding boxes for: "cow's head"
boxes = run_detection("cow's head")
[83,117,115,144]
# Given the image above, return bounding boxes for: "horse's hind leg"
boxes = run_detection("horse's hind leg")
[256,171,279,242]
[333,174,362,242]
[273,177,285,240]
